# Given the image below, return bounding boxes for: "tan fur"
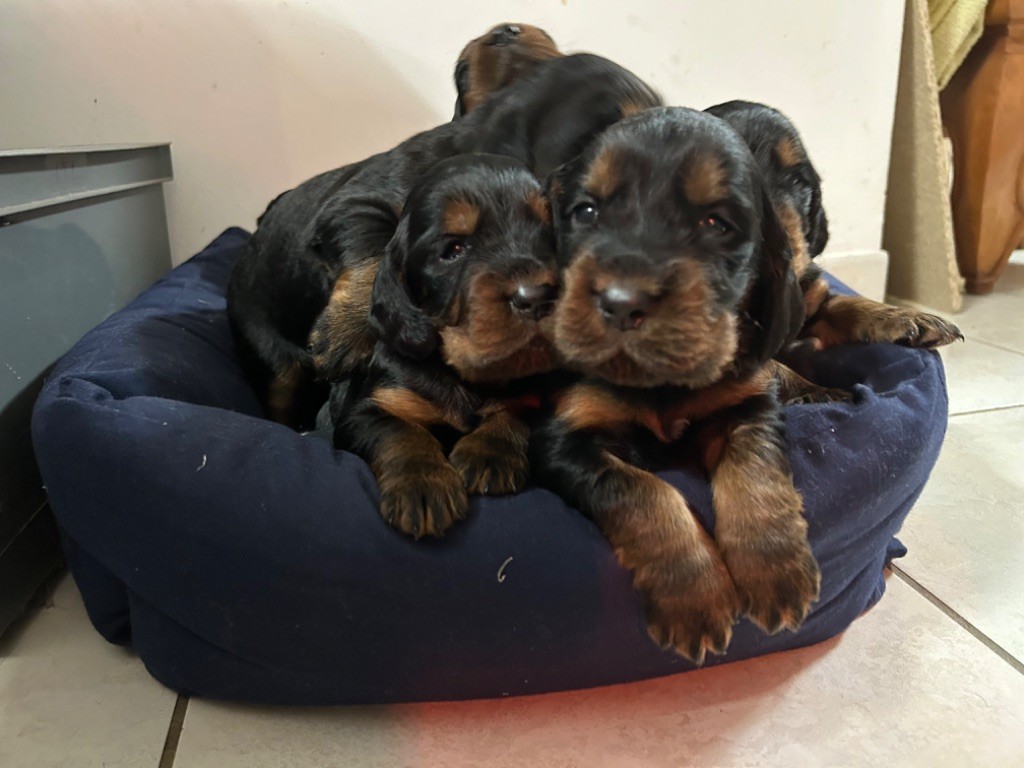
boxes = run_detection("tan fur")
[372,387,466,431]
[440,268,559,382]
[449,403,531,495]
[593,453,740,664]
[777,201,812,279]
[708,414,820,634]
[557,371,772,446]
[583,148,622,200]
[774,136,805,168]
[553,253,738,388]
[371,424,467,539]
[803,276,831,318]
[683,154,728,205]
[267,362,303,424]
[442,199,480,236]
[309,259,379,374]
[805,295,963,349]
[457,23,561,114]
[526,189,551,225]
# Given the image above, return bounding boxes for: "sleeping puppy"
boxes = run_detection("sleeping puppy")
[453,23,560,117]
[706,100,962,403]
[228,48,659,428]
[326,154,559,538]
[533,107,817,664]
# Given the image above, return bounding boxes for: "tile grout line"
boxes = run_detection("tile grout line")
[157,694,189,768]
[963,335,1024,358]
[949,403,1024,418]
[891,564,1024,676]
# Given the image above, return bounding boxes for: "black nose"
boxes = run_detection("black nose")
[490,24,521,46]
[510,283,557,320]
[597,285,653,331]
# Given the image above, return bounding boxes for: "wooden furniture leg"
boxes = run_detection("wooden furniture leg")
[941,0,1024,295]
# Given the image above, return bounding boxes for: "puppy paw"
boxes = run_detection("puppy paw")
[892,311,963,349]
[449,430,529,496]
[636,544,741,665]
[807,305,963,350]
[378,462,468,539]
[723,532,821,634]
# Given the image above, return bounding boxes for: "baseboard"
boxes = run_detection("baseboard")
[816,249,890,302]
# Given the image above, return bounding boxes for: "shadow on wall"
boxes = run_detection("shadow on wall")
[2,1,442,262]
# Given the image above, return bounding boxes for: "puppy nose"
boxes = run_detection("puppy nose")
[597,285,652,331]
[510,283,557,320]
[490,24,521,46]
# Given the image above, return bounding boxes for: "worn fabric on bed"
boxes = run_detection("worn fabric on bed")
[32,228,948,704]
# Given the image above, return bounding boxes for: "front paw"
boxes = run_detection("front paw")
[723,531,821,634]
[893,311,963,349]
[378,462,468,539]
[635,544,741,665]
[449,430,529,496]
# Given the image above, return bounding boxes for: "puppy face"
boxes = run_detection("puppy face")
[548,107,804,389]
[370,154,560,382]
[453,23,561,117]
[705,101,829,271]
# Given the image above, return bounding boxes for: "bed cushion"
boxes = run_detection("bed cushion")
[31,228,948,704]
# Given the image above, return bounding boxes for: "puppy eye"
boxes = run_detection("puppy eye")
[698,214,732,235]
[572,203,599,226]
[440,240,469,261]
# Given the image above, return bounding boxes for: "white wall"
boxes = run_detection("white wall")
[1,0,904,266]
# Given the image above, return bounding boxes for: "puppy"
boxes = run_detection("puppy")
[327,154,560,538]
[309,52,659,381]
[228,47,659,427]
[534,107,817,664]
[453,23,560,117]
[706,100,962,403]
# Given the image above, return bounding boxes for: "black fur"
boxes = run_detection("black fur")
[329,155,560,537]
[227,52,660,426]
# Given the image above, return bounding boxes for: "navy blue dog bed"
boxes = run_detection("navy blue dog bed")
[32,228,948,704]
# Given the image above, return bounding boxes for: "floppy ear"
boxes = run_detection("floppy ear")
[545,154,587,244]
[805,176,830,257]
[452,59,470,119]
[368,215,439,360]
[745,191,806,366]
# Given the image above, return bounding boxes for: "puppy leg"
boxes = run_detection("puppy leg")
[802,278,963,349]
[449,402,531,495]
[766,360,852,406]
[702,394,820,634]
[309,259,380,379]
[341,387,468,538]
[533,407,740,665]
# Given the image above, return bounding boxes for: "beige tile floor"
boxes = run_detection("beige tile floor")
[3,256,1024,768]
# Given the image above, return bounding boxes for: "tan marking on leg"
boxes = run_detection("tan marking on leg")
[267,362,303,424]
[372,386,468,430]
[449,402,531,495]
[309,259,379,377]
[708,415,820,634]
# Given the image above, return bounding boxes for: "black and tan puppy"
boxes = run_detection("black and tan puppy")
[706,100,962,402]
[453,23,560,117]
[533,107,817,664]
[228,41,658,428]
[326,154,560,538]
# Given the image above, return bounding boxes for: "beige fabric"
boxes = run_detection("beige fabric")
[928,0,987,89]
[884,0,965,313]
